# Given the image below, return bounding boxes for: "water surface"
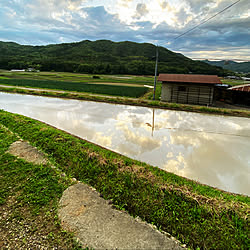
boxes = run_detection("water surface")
[1,92,249,195]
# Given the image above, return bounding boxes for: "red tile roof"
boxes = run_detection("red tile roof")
[158,74,221,85]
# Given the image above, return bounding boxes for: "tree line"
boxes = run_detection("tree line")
[0,40,231,76]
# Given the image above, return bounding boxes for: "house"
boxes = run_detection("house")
[159,74,221,105]
[228,84,250,92]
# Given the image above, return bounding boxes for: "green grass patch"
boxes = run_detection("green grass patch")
[0,124,82,248]
[146,83,162,100]
[0,110,249,249]
[0,78,149,98]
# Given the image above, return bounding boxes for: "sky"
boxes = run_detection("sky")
[0,0,249,61]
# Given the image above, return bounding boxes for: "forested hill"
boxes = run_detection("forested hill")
[0,40,229,75]
[202,60,250,73]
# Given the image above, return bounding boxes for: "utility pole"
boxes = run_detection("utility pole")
[153,45,158,100]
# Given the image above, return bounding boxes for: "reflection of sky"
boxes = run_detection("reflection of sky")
[1,92,250,195]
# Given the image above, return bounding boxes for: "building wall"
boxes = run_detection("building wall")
[161,82,214,105]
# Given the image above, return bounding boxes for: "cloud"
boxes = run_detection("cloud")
[118,0,133,7]
[174,7,192,27]
[0,0,249,60]
[134,3,149,19]
[187,0,216,14]
[116,122,162,155]
[93,132,112,147]
[160,1,171,10]
[164,133,250,195]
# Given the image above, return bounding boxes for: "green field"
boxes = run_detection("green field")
[221,78,249,86]
[0,78,149,98]
[0,110,249,249]
[0,70,154,85]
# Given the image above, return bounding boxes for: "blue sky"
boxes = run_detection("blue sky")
[0,0,249,61]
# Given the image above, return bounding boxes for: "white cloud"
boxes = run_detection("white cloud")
[0,0,249,59]
[134,3,149,18]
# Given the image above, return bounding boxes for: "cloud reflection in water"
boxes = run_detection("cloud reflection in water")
[0,92,249,195]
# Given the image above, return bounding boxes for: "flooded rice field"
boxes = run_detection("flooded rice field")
[1,92,249,195]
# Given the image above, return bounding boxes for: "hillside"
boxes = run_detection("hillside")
[0,40,228,75]
[202,60,250,73]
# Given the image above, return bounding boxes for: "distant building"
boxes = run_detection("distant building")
[159,74,221,105]
[242,77,250,81]
[10,69,25,72]
[10,68,40,72]
[27,68,35,72]
[225,76,242,80]
[228,84,250,92]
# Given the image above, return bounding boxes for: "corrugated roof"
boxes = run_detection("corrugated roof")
[158,74,221,85]
[229,84,250,92]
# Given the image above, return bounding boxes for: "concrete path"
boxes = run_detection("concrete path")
[58,183,184,249]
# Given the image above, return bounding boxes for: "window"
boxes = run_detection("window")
[178,86,186,91]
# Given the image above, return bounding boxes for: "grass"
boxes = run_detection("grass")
[0,124,82,248]
[0,78,149,98]
[0,110,249,249]
[145,83,162,100]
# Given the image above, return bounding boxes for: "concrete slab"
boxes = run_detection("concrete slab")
[7,140,48,165]
[58,183,184,249]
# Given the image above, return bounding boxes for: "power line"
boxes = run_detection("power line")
[153,0,242,88]
[171,0,241,42]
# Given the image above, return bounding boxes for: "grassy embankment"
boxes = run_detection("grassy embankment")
[0,119,82,248]
[0,110,249,249]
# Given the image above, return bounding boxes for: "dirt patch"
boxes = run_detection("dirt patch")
[91,82,142,87]
[0,191,80,249]
[7,140,48,165]
[119,164,159,184]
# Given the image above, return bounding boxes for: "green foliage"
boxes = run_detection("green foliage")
[0,110,249,249]
[0,78,149,98]
[0,40,229,76]
[147,83,162,100]
[0,124,18,155]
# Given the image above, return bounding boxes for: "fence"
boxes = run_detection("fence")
[214,88,250,106]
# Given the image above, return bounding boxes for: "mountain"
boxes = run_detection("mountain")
[202,60,250,73]
[0,40,229,76]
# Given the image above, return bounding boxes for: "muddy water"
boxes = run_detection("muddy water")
[1,92,249,195]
